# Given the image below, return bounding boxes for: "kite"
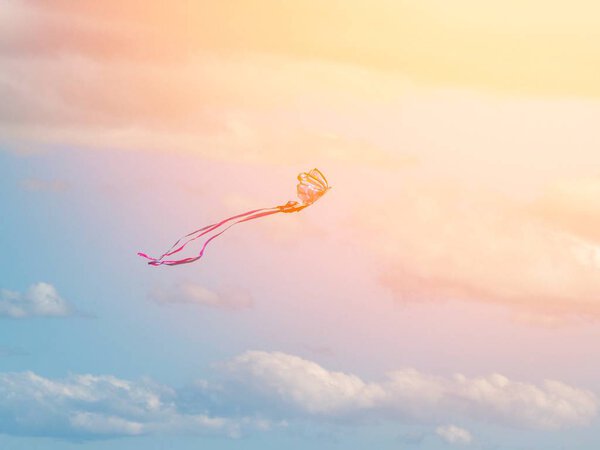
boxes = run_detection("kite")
[138,168,330,266]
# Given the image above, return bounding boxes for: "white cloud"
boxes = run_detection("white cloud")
[151,282,253,310]
[219,351,384,415]
[435,425,472,445]
[0,283,73,318]
[69,412,145,436]
[220,351,598,430]
[0,370,266,439]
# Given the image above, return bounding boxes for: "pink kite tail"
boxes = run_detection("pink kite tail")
[137,204,299,266]
[149,207,274,261]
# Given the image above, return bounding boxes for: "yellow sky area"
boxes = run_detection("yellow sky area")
[27,0,600,98]
[3,1,600,170]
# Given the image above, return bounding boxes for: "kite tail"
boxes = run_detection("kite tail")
[138,201,304,267]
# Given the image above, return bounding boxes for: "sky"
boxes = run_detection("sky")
[1,1,600,448]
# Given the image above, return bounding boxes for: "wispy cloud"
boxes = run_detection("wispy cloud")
[0,283,74,318]
[435,425,473,445]
[150,282,253,310]
[0,371,267,439]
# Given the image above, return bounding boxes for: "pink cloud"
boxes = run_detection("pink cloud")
[353,178,600,317]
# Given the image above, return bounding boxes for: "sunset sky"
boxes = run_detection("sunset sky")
[2,1,600,449]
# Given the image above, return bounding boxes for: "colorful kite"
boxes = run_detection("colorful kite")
[138,168,330,266]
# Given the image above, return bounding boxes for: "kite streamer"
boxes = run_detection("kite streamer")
[138,168,330,266]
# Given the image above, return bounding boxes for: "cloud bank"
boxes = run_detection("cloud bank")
[0,351,595,440]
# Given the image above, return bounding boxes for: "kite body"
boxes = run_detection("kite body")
[138,168,330,266]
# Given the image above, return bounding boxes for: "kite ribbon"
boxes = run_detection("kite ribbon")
[137,201,304,266]
[139,168,328,267]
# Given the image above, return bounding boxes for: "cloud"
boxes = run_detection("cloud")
[150,282,253,310]
[219,351,383,416]
[530,176,600,244]
[0,1,408,166]
[435,425,473,445]
[219,351,598,430]
[0,283,73,318]
[8,1,600,97]
[0,49,405,165]
[0,370,268,440]
[350,178,600,318]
